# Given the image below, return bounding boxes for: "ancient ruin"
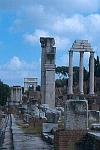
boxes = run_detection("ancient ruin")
[64,100,88,130]
[40,37,56,108]
[68,40,94,95]
[10,86,22,105]
[24,77,38,92]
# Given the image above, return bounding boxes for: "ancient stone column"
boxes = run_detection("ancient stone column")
[40,37,56,108]
[89,52,94,95]
[79,51,84,94]
[20,87,22,103]
[68,51,73,95]
[16,87,17,102]
[40,39,46,105]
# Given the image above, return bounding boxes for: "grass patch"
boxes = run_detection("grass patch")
[22,125,42,134]
[16,117,42,134]
[58,116,64,128]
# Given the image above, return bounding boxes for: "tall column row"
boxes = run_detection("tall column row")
[68,51,94,95]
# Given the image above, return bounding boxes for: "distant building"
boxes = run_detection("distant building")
[10,86,22,106]
[24,78,38,92]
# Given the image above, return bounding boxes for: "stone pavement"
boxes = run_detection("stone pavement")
[1,114,54,150]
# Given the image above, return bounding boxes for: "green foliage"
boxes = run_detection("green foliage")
[0,80,10,106]
[56,56,100,88]
[84,68,89,81]
[36,85,40,91]
[94,56,100,77]
[56,66,89,87]
[73,66,79,83]
[55,78,67,87]
[56,66,68,78]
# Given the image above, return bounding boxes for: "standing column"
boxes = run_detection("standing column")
[79,51,84,94]
[68,51,73,95]
[89,52,94,95]
[16,88,17,103]
[40,37,56,108]
[40,39,46,104]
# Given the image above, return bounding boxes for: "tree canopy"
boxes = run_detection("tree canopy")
[55,66,88,87]
[0,80,10,106]
[94,56,100,77]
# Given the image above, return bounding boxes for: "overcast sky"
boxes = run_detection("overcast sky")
[0,0,100,86]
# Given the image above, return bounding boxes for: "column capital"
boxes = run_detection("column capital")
[90,51,94,57]
[40,37,55,48]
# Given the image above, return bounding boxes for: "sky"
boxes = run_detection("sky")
[0,0,100,86]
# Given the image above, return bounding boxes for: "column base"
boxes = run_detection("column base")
[89,93,95,96]
[79,91,84,95]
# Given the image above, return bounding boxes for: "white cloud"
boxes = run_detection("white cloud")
[52,15,85,35]
[24,29,50,45]
[0,0,100,85]
[55,36,71,50]
[22,0,99,15]
[9,56,22,69]
[22,13,100,51]
[0,0,99,14]
[0,56,40,86]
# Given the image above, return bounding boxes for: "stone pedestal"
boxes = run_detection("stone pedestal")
[64,100,88,130]
[45,64,55,108]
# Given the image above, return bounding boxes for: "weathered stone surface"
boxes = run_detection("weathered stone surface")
[39,110,46,119]
[40,37,56,108]
[64,100,88,130]
[88,110,100,127]
[68,40,94,95]
[1,114,53,150]
[46,112,59,123]
[42,123,58,133]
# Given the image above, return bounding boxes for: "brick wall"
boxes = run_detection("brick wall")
[54,129,87,150]
[54,129,100,150]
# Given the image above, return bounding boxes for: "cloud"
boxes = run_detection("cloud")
[52,15,85,36]
[1,0,99,14]
[0,0,100,86]
[23,29,50,45]
[8,0,100,32]
[21,0,99,15]
[0,56,40,86]
[55,36,71,51]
